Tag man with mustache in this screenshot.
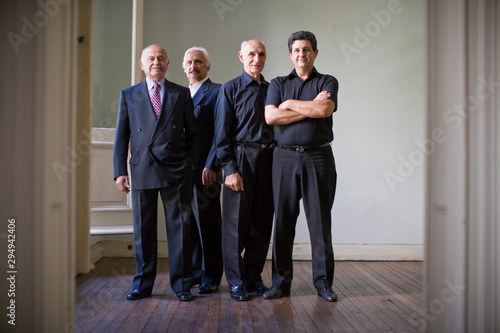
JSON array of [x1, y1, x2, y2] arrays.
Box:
[[214, 39, 274, 301], [264, 31, 340, 302], [113, 44, 200, 301], [182, 46, 223, 294]]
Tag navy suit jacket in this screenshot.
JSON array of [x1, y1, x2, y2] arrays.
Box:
[[113, 79, 200, 190], [191, 79, 221, 184]]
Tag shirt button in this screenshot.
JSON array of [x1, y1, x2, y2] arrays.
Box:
[[138, 128, 142, 132]]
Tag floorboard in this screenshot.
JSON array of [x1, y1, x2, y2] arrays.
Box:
[[75, 258, 424, 332]]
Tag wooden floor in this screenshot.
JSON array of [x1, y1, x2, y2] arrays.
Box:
[[75, 258, 424, 333]]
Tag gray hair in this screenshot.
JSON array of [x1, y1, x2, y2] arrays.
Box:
[[182, 46, 211, 68], [240, 40, 266, 52]]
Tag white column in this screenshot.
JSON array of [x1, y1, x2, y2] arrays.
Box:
[[75, 0, 93, 275], [0, 0, 79, 331], [425, 0, 468, 332], [426, 0, 500, 332], [464, 0, 499, 331]]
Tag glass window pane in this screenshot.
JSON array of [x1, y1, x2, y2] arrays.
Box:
[[92, 0, 132, 128]]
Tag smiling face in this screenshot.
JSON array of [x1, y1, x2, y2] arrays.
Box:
[[238, 39, 266, 80], [183, 50, 210, 85], [140, 44, 169, 82], [288, 39, 318, 73]]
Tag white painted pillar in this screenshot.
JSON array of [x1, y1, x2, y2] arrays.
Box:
[[0, 0, 81, 331], [425, 0, 500, 332]]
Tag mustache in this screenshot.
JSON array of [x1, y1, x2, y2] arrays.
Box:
[[189, 68, 200, 74]]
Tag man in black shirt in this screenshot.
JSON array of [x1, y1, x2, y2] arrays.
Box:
[[214, 39, 274, 301], [263, 31, 339, 302]]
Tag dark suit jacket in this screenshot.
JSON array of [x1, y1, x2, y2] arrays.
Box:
[[113, 79, 200, 190], [191, 79, 221, 184]]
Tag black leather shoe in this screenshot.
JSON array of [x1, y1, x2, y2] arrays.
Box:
[[317, 287, 338, 302], [245, 281, 269, 294], [176, 290, 193, 301], [192, 276, 202, 287], [263, 286, 291, 299], [230, 285, 248, 301], [126, 289, 151, 300], [198, 283, 219, 294]]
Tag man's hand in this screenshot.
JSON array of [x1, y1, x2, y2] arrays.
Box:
[[314, 90, 331, 101], [202, 168, 217, 186], [115, 175, 130, 194], [225, 173, 244, 192]]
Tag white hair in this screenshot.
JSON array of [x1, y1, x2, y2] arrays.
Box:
[[182, 46, 211, 68]]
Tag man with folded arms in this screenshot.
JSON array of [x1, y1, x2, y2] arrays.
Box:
[[264, 31, 340, 302]]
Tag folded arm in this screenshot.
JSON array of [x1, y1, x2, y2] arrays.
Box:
[[265, 91, 335, 125]]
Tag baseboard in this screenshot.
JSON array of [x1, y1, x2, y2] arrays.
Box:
[[90, 241, 423, 265], [294, 243, 424, 261]]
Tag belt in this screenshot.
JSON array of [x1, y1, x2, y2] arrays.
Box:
[[236, 141, 276, 149], [277, 142, 331, 153]]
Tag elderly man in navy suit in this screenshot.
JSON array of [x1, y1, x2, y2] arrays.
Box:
[[183, 46, 223, 295], [113, 44, 200, 301]]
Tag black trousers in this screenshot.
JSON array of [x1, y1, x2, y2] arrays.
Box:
[[191, 178, 223, 285], [271, 145, 337, 291], [131, 179, 194, 294], [222, 145, 274, 287]]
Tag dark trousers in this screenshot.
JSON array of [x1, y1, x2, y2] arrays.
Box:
[[222, 145, 274, 287], [191, 179, 223, 285], [131, 180, 194, 294], [271, 145, 337, 291]]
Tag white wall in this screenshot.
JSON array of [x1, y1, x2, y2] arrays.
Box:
[[92, 0, 425, 246], [139, 0, 426, 245]]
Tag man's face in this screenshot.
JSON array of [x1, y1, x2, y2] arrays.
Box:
[[183, 50, 210, 85], [288, 39, 318, 71], [140, 45, 169, 82], [238, 40, 266, 78]]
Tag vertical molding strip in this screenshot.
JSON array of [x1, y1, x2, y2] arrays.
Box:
[[425, 0, 468, 332], [131, 0, 144, 85]]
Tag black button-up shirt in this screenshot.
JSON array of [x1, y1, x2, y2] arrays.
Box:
[[266, 68, 338, 147], [215, 71, 273, 175]]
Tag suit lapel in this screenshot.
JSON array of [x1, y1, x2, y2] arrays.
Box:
[[192, 79, 212, 108], [136, 81, 157, 124]]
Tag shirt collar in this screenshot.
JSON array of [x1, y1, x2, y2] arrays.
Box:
[[146, 77, 165, 92], [241, 70, 268, 87], [288, 67, 319, 80], [189, 77, 209, 97]]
